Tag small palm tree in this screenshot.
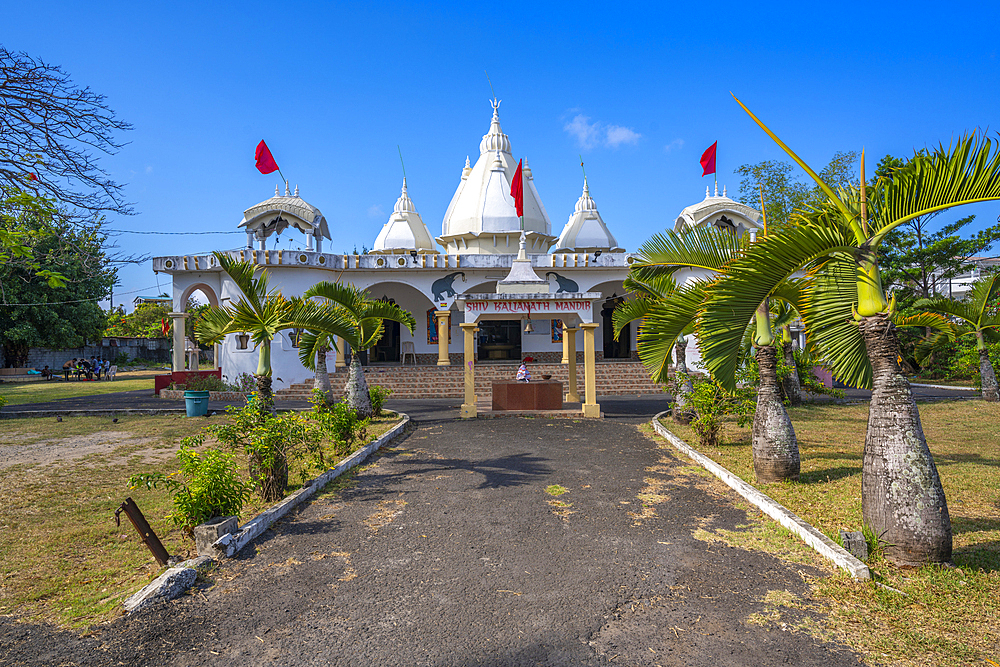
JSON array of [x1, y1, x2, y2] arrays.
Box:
[[296, 282, 416, 418], [700, 97, 1000, 564], [614, 226, 802, 482], [195, 253, 296, 410], [916, 274, 1000, 401]]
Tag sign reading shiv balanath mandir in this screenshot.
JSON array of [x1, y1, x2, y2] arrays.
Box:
[[458, 293, 603, 324]]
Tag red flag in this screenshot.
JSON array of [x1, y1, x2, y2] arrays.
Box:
[[700, 142, 717, 176], [510, 159, 524, 217], [161, 318, 169, 336], [255, 140, 279, 174]]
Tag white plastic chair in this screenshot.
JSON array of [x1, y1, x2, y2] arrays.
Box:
[[107, 365, 118, 380], [400, 341, 416, 365]]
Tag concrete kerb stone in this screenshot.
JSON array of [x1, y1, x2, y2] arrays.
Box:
[[122, 556, 213, 614], [650, 411, 871, 581], [909, 382, 977, 392], [210, 411, 411, 559]]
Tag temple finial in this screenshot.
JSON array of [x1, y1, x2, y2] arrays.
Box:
[[285, 181, 290, 196], [294, 184, 300, 197]]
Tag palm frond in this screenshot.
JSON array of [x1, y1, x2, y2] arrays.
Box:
[[699, 220, 857, 389], [631, 226, 748, 275], [799, 255, 873, 389], [731, 94, 854, 226], [875, 134, 1000, 242], [194, 305, 241, 345], [914, 296, 977, 328], [635, 281, 709, 383], [893, 311, 956, 335], [613, 296, 658, 337], [970, 274, 1000, 327]]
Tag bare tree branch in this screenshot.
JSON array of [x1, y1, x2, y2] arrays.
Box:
[[0, 46, 133, 218]]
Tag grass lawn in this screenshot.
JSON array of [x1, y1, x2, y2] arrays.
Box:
[[0, 409, 401, 629], [0, 369, 165, 406], [658, 399, 1000, 667]]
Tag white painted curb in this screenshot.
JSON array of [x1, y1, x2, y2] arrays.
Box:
[[909, 382, 977, 392], [651, 412, 871, 581], [212, 412, 410, 558]]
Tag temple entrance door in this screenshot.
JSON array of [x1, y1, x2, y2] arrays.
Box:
[[601, 295, 630, 359], [477, 320, 522, 361], [372, 297, 401, 363]]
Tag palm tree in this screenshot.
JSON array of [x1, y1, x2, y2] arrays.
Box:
[[699, 97, 1000, 565], [614, 226, 801, 482], [772, 300, 802, 406], [916, 274, 1000, 401], [196, 253, 298, 411], [194, 253, 353, 500], [296, 281, 416, 418]]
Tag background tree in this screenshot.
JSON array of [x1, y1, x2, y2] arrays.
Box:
[[0, 195, 113, 366], [916, 275, 1000, 401], [0, 46, 132, 219], [702, 97, 1000, 565], [735, 151, 858, 234]]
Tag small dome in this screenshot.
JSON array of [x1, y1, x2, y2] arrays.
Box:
[[372, 178, 437, 254], [554, 178, 622, 253], [674, 184, 761, 234]]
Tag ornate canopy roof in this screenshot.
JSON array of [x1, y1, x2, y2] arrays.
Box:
[[239, 184, 331, 240], [674, 184, 761, 234]]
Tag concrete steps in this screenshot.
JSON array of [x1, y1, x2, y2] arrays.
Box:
[[275, 361, 668, 401]]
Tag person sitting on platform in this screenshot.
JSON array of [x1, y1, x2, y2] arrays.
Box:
[[516, 361, 531, 383]]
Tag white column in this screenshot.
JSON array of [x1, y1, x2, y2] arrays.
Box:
[[305, 230, 314, 251], [169, 312, 189, 372]]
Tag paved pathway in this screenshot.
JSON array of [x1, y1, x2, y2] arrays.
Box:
[[1, 398, 867, 666]]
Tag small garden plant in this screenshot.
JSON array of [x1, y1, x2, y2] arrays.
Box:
[[128, 443, 254, 536]]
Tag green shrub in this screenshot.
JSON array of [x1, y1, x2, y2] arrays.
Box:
[[683, 378, 754, 448], [368, 385, 393, 417], [128, 442, 253, 536], [310, 389, 369, 456], [0, 394, 7, 409], [209, 397, 324, 500]]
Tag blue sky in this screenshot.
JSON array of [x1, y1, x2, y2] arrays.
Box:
[[3, 1, 999, 309]]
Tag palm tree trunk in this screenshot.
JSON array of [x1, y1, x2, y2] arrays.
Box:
[[860, 315, 952, 565], [979, 348, 999, 402], [344, 353, 374, 418], [782, 342, 803, 406], [314, 344, 334, 403], [752, 345, 799, 482], [253, 374, 274, 414], [673, 338, 695, 424]]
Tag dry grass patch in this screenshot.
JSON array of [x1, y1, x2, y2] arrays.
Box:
[[658, 399, 1000, 667], [0, 411, 403, 630]]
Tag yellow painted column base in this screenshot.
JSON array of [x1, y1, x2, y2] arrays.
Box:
[[581, 403, 601, 418], [460, 403, 478, 419]]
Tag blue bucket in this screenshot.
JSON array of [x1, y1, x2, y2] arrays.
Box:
[[184, 390, 210, 417]]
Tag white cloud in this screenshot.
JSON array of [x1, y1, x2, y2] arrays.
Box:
[[605, 125, 641, 148], [145, 165, 154, 174], [564, 114, 601, 149], [367, 204, 384, 219], [663, 139, 684, 153], [564, 113, 641, 149]]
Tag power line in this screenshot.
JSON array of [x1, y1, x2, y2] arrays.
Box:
[[106, 229, 243, 235], [1, 283, 164, 307]]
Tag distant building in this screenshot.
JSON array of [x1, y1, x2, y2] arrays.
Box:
[[931, 256, 1000, 299], [132, 295, 172, 308]]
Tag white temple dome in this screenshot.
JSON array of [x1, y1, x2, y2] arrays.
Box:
[[239, 184, 330, 251], [674, 184, 761, 235], [554, 178, 623, 253], [372, 178, 437, 254], [437, 100, 556, 255]]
